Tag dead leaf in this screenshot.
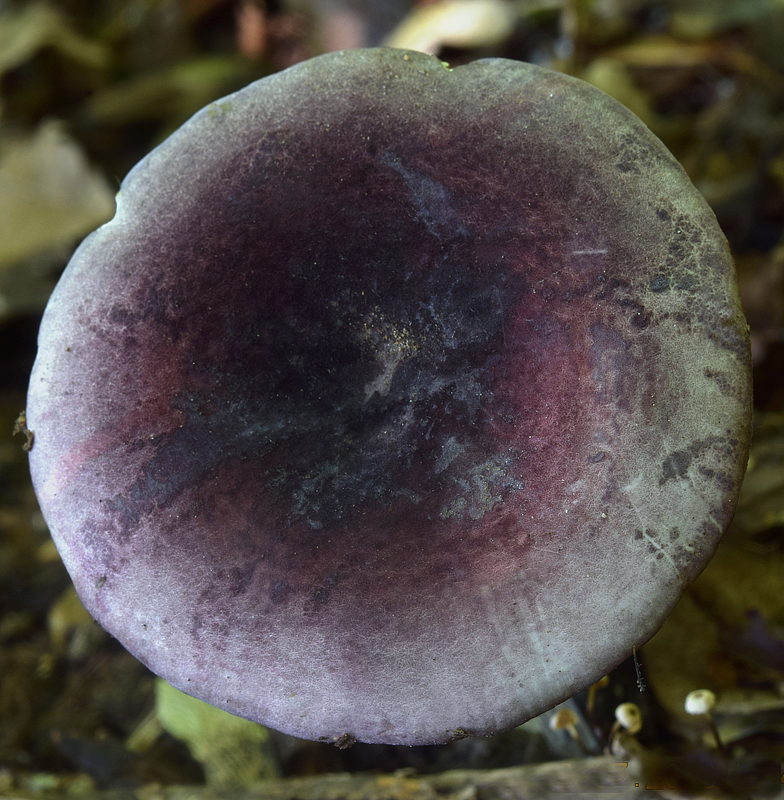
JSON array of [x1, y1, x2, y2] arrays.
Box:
[[734, 412, 784, 535], [384, 0, 516, 54], [155, 679, 280, 787], [644, 542, 784, 726], [0, 1, 109, 76], [0, 120, 115, 271], [671, 0, 782, 40], [580, 57, 658, 128], [84, 56, 254, 128]]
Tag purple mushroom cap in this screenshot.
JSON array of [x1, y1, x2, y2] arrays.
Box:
[[26, 48, 752, 746]]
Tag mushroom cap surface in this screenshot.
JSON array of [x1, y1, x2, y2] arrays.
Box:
[[27, 49, 752, 746]]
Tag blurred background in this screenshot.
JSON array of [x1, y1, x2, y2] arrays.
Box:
[[1, 0, 783, 797]]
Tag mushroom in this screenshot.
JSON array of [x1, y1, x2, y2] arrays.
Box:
[[613, 702, 643, 737], [26, 48, 752, 746], [608, 702, 647, 761], [685, 689, 726, 756], [547, 705, 593, 754]]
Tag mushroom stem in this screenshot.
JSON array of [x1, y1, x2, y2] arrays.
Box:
[[586, 675, 609, 719]]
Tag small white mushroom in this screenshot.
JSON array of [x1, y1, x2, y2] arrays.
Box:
[[615, 702, 643, 735], [685, 689, 726, 756]]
